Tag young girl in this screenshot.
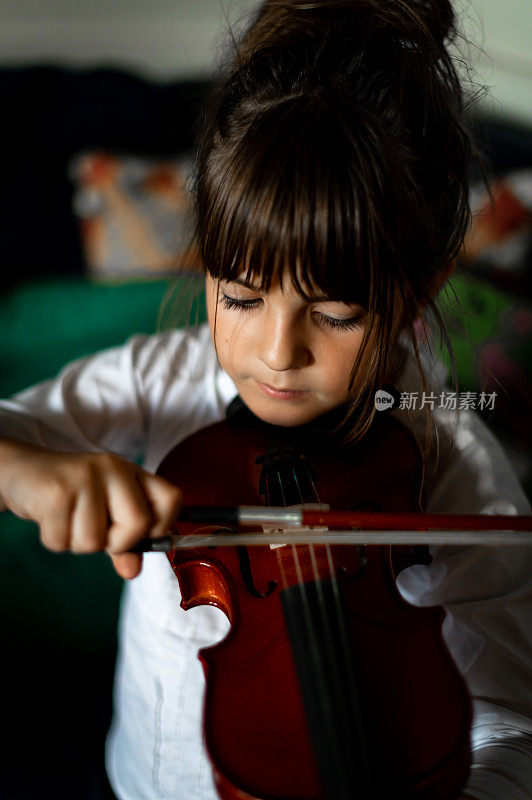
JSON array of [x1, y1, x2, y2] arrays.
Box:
[[0, 1, 531, 799]]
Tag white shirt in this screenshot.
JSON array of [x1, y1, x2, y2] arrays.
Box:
[[0, 322, 531, 800]]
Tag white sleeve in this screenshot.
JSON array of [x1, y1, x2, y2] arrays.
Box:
[[0, 331, 190, 463], [396, 407, 532, 800]]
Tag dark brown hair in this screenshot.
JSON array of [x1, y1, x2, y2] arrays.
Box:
[[188, 0, 486, 448]]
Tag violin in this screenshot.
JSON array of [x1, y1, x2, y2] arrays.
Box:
[[155, 398, 472, 800]]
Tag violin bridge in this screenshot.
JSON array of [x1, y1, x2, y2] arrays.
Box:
[[261, 523, 288, 549], [261, 524, 329, 549]]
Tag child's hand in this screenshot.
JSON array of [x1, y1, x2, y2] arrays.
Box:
[[0, 439, 182, 579]]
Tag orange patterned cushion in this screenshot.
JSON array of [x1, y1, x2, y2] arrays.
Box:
[[71, 151, 200, 280]]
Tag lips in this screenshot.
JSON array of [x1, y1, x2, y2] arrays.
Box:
[[256, 380, 308, 399], [264, 383, 300, 392]]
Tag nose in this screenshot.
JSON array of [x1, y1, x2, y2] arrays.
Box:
[[258, 313, 310, 372]]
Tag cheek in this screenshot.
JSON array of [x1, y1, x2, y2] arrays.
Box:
[[205, 287, 239, 356], [210, 311, 251, 373], [321, 335, 361, 377], [317, 333, 369, 399], [328, 354, 355, 393]]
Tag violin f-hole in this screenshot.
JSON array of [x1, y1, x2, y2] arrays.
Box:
[[237, 545, 277, 598]]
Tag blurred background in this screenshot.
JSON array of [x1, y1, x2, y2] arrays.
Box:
[[0, 1, 531, 798]]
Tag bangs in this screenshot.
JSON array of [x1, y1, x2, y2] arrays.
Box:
[[197, 94, 399, 313]]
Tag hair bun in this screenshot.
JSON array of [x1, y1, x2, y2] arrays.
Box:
[[238, 0, 456, 66]]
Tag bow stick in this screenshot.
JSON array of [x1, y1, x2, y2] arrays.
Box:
[[129, 505, 532, 551]]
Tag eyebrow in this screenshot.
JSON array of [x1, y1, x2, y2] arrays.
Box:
[[228, 277, 353, 304]]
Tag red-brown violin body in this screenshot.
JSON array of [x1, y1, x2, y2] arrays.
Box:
[[157, 408, 471, 800]]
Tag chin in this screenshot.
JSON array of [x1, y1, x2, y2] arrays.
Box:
[[246, 397, 325, 428]]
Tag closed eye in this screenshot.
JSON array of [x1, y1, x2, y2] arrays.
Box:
[[219, 292, 364, 331], [317, 313, 364, 331], [219, 294, 261, 311]]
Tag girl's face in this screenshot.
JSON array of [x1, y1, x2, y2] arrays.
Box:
[[206, 272, 373, 427]]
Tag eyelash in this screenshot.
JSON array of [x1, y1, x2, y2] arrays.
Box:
[[219, 294, 363, 331]]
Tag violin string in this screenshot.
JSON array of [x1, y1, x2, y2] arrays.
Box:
[[292, 457, 374, 792], [275, 466, 312, 617], [267, 462, 331, 683], [323, 540, 371, 758], [305, 467, 356, 691], [275, 546, 289, 591], [307, 467, 364, 710], [291, 462, 364, 781], [276, 464, 348, 787], [302, 464, 349, 666], [267, 470, 290, 592]]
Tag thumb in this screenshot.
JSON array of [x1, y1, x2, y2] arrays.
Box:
[[109, 552, 143, 580]]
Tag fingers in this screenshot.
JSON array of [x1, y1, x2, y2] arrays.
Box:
[[105, 463, 155, 553], [103, 461, 182, 552], [70, 466, 108, 553], [104, 469, 181, 580], [136, 471, 182, 540], [31, 450, 183, 580], [109, 552, 143, 580], [40, 492, 75, 553]]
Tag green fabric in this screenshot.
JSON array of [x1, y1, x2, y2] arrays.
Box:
[[435, 271, 515, 390], [1, 275, 206, 396], [0, 275, 206, 651]]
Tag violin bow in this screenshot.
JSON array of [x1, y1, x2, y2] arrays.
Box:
[[130, 505, 532, 552]]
